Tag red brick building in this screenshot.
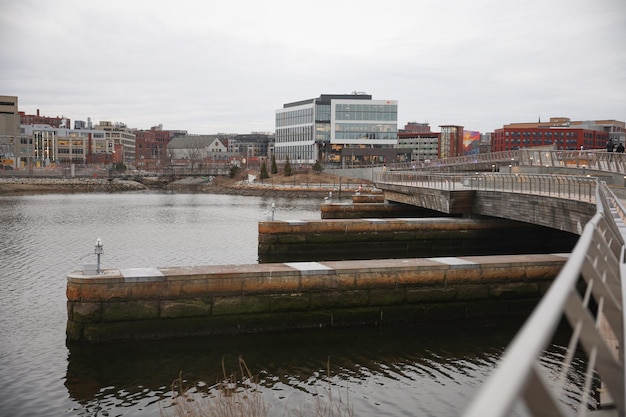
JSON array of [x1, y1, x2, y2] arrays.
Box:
[[491, 117, 612, 152], [19, 109, 70, 128], [135, 125, 186, 170]]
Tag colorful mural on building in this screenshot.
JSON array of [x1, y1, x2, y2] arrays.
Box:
[[463, 130, 480, 155]]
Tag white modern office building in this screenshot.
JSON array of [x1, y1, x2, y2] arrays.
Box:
[[275, 93, 399, 164]]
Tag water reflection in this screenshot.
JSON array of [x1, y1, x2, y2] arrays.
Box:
[[65, 318, 520, 416]]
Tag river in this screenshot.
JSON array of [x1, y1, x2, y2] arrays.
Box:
[[0, 192, 588, 416]]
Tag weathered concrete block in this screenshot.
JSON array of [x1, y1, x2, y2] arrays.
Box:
[[454, 285, 490, 300], [354, 271, 398, 289], [81, 321, 134, 343], [102, 300, 160, 321], [277, 234, 308, 244], [406, 287, 456, 303], [269, 293, 310, 312], [445, 266, 483, 283], [489, 282, 540, 299], [368, 288, 406, 306], [129, 281, 171, 299], [204, 277, 244, 295], [160, 299, 212, 318], [396, 268, 446, 286], [213, 295, 270, 316], [81, 282, 131, 302], [243, 274, 300, 294], [310, 290, 368, 309], [481, 266, 527, 282], [66, 284, 81, 302], [65, 319, 84, 341], [525, 264, 563, 280], [71, 301, 102, 322], [300, 274, 341, 291]]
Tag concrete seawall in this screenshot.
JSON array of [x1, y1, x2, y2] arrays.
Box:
[[66, 254, 567, 343], [258, 217, 579, 262]]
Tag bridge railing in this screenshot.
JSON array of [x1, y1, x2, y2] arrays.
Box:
[[386, 149, 626, 175], [376, 169, 624, 415], [376, 171, 597, 202], [518, 149, 626, 172], [463, 181, 625, 416]]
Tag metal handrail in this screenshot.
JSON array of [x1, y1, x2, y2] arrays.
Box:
[[386, 149, 626, 175], [463, 181, 625, 416], [375, 171, 597, 202], [375, 170, 625, 415]]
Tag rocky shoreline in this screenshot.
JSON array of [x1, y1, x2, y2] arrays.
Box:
[[0, 176, 369, 198]]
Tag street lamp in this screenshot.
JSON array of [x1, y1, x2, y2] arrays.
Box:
[[94, 238, 104, 274]]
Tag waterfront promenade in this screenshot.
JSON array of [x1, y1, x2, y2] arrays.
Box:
[[373, 156, 625, 417]]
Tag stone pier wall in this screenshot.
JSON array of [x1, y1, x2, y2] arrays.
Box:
[[66, 254, 566, 343], [258, 218, 579, 263]]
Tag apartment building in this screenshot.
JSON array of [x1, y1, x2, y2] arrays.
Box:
[[491, 117, 616, 152], [93, 121, 136, 165], [397, 122, 440, 162]]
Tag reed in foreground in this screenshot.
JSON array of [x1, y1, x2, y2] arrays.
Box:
[[160, 356, 353, 417]]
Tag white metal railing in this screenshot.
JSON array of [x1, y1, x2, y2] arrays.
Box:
[[463, 181, 625, 416], [387, 149, 626, 175], [376, 170, 625, 415], [376, 171, 597, 202]]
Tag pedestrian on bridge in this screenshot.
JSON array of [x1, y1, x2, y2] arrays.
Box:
[[607, 140, 615, 152], [617, 143, 625, 153]]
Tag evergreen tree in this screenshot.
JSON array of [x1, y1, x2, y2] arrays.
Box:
[[312, 160, 322, 174], [228, 164, 240, 179], [270, 154, 278, 174], [284, 156, 292, 177], [260, 160, 269, 179]]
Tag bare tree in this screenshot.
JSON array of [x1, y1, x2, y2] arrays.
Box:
[[185, 141, 205, 170]]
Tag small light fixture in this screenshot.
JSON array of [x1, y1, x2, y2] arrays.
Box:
[[94, 238, 104, 274]]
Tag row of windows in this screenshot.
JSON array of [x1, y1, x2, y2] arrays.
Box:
[[499, 139, 580, 145], [315, 104, 331, 121], [57, 148, 84, 154], [334, 132, 398, 140], [504, 131, 578, 137], [315, 124, 330, 142], [334, 123, 398, 140], [335, 111, 397, 121], [276, 107, 314, 128], [275, 126, 314, 143], [274, 144, 315, 161], [335, 104, 397, 113]]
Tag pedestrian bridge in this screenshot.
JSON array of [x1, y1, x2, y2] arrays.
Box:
[[374, 164, 625, 416]]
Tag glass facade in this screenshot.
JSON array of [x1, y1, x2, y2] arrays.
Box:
[[331, 100, 398, 145], [335, 103, 397, 121], [275, 96, 398, 162]]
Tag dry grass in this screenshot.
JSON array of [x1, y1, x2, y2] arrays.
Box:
[[160, 357, 353, 417], [161, 357, 268, 417]]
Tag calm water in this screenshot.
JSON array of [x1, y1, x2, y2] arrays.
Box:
[[0, 192, 587, 417]]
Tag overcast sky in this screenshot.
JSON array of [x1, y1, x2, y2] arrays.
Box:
[[1, 0, 625, 134]]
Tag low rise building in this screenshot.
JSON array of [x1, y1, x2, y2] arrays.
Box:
[[93, 121, 136, 165], [134, 124, 186, 170], [166, 135, 234, 168], [0, 95, 20, 167], [397, 122, 440, 162], [491, 117, 616, 151]]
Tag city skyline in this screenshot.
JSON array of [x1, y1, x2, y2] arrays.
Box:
[[1, 0, 625, 135]]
